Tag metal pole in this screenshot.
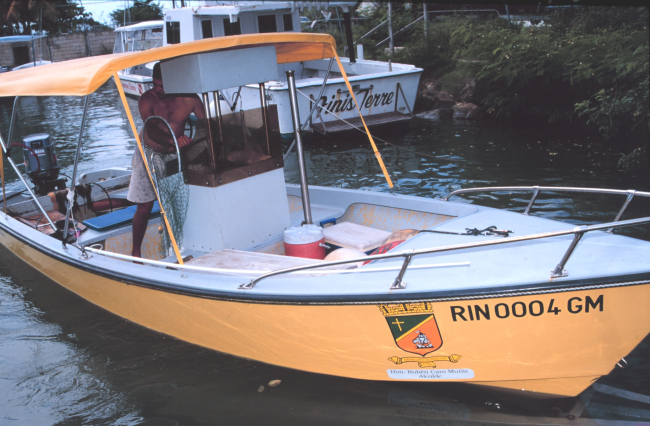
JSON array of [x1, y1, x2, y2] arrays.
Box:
[[285, 70, 312, 225], [423, 3, 428, 38], [283, 58, 333, 161], [201, 93, 217, 171], [212, 91, 224, 159], [342, 9, 355, 63], [0, 135, 57, 231], [335, 7, 344, 41], [387, 2, 393, 72], [7, 96, 19, 156], [258, 83, 271, 155], [62, 95, 90, 245], [31, 37, 36, 67]]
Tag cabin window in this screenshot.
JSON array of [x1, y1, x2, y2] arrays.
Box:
[[166, 21, 181, 45], [12, 45, 30, 66], [282, 14, 293, 31], [182, 104, 284, 187], [223, 18, 241, 36], [201, 20, 213, 39], [257, 15, 277, 33]]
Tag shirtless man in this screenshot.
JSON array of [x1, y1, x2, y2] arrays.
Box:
[[93, 63, 204, 258]]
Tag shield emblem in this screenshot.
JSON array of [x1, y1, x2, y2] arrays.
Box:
[[380, 303, 443, 356]]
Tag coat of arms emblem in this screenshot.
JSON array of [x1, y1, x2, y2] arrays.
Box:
[[380, 302, 461, 368]]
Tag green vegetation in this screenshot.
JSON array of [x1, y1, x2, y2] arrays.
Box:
[[109, 0, 163, 27], [0, 0, 106, 35], [339, 4, 648, 173]]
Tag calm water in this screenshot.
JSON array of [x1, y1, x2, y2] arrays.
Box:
[[1, 83, 649, 425]]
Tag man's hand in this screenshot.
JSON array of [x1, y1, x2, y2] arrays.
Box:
[[177, 135, 193, 149]]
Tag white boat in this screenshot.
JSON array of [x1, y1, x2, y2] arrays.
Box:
[[0, 34, 649, 399], [113, 20, 164, 97], [163, 2, 423, 137]]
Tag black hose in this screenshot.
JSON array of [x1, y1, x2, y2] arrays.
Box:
[[34, 214, 45, 229], [89, 182, 112, 213]]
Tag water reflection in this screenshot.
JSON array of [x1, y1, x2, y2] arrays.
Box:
[[1, 86, 649, 424]]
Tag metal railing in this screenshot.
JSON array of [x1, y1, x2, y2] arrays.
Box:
[[238, 215, 650, 289], [441, 186, 650, 224]]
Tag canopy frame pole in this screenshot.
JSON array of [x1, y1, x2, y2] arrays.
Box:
[[6, 96, 19, 158], [201, 92, 218, 170], [62, 94, 90, 247], [387, 2, 393, 72], [1, 95, 56, 229], [112, 72, 185, 265], [285, 70, 312, 225], [0, 136, 57, 231], [330, 47, 393, 188], [213, 91, 225, 159], [258, 83, 271, 155], [1, 133, 6, 214], [284, 57, 334, 161]]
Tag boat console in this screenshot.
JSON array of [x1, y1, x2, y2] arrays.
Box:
[[159, 45, 291, 254]]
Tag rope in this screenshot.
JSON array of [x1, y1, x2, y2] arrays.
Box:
[[332, 47, 393, 188], [294, 89, 440, 161]]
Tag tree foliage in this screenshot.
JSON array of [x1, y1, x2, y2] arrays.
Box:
[[333, 5, 648, 166], [110, 0, 163, 27], [0, 0, 104, 35]]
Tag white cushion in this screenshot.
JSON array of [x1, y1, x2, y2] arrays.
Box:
[[323, 222, 391, 252]]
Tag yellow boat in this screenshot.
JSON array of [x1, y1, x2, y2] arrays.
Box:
[[0, 33, 648, 398]]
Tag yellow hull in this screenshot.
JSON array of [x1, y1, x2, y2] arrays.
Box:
[[1, 229, 648, 398]]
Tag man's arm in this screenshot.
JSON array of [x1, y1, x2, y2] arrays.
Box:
[[138, 93, 176, 154], [191, 94, 205, 119]]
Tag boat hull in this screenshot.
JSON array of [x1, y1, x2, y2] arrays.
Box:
[[227, 66, 422, 136], [118, 73, 152, 97], [1, 225, 647, 398]]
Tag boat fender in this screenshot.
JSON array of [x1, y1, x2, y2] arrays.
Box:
[[363, 229, 421, 265], [324, 248, 368, 268]]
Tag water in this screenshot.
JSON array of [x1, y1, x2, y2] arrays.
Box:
[[1, 85, 649, 424]]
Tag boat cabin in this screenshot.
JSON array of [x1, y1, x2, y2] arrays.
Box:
[[113, 21, 164, 54], [161, 2, 421, 136], [163, 3, 300, 45]]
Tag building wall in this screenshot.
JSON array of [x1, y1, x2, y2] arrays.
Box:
[[0, 31, 114, 67]]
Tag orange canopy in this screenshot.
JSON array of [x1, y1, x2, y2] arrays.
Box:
[[0, 33, 336, 97]]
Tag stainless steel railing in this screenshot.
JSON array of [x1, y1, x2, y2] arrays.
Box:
[[441, 186, 650, 223], [240, 215, 650, 289]]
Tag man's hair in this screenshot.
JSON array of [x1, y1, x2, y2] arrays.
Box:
[[153, 62, 162, 80]]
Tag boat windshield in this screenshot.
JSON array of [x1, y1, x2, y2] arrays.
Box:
[[114, 27, 163, 54]]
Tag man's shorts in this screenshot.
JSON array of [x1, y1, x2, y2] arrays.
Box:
[[127, 147, 157, 203]]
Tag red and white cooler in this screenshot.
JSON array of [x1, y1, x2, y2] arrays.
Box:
[[283, 224, 326, 260]]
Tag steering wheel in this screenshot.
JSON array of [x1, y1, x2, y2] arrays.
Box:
[[141, 116, 183, 175]]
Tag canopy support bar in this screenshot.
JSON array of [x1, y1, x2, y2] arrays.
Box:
[[0, 135, 57, 230], [283, 57, 334, 162], [0, 141, 5, 214], [62, 94, 90, 246], [286, 70, 312, 225], [6, 96, 19, 157], [113, 72, 184, 265], [0, 95, 56, 229]]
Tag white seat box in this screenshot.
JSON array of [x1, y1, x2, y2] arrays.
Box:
[[323, 222, 391, 252]]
